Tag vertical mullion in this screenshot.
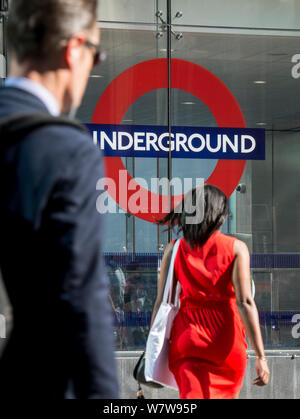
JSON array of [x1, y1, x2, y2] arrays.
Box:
[[167, 0, 172, 243]]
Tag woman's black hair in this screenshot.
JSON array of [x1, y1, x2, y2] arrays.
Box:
[[158, 184, 229, 249]]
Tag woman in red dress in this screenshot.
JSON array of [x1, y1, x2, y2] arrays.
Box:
[[151, 185, 269, 399]]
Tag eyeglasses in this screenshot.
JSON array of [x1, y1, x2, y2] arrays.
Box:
[[84, 40, 107, 67]]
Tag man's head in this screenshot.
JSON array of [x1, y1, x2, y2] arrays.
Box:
[[7, 0, 100, 114]]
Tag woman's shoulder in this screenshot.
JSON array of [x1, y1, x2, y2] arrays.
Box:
[[217, 233, 249, 257], [232, 238, 249, 257], [213, 232, 238, 256]]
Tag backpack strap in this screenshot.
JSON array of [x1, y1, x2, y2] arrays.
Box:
[[0, 112, 88, 148]]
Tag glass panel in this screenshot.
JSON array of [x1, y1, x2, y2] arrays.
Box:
[[171, 0, 300, 31], [170, 15, 300, 349], [273, 131, 300, 253], [98, 0, 156, 24], [275, 270, 300, 348]]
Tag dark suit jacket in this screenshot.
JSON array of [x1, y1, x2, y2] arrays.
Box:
[[0, 86, 119, 399]]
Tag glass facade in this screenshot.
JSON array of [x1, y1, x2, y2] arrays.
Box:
[[5, 1, 300, 351]]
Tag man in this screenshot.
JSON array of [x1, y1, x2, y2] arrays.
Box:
[[0, 0, 119, 399]]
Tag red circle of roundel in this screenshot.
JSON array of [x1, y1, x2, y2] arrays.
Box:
[[92, 58, 246, 224]]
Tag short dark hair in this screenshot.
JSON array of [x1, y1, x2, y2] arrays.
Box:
[[158, 184, 229, 249], [7, 0, 98, 62]]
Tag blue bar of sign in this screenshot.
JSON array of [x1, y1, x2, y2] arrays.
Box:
[[104, 252, 300, 270], [112, 310, 300, 328], [86, 123, 265, 160]]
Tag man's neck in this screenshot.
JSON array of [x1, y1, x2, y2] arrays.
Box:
[[9, 61, 67, 113]]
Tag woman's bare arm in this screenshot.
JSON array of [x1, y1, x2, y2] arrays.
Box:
[[232, 240, 270, 386], [150, 242, 173, 328]]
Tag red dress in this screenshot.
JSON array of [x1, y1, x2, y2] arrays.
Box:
[[169, 231, 247, 399]]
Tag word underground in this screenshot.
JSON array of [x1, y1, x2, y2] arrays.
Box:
[[98, 131, 256, 153], [87, 124, 266, 160], [96, 173, 204, 223]]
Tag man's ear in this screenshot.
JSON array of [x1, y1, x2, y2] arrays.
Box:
[[63, 34, 86, 69]]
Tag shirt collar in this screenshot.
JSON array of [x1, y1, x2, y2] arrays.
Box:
[[4, 77, 61, 116]]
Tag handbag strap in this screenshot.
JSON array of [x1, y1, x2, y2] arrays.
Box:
[[174, 277, 182, 307], [162, 238, 181, 305]]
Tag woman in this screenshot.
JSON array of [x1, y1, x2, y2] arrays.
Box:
[[151, 185, 269, 399]]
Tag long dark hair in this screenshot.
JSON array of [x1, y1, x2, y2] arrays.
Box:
[[158, 184, 229, 249]]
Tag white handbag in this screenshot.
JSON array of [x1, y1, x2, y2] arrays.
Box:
[[144, 238, 182, 389]]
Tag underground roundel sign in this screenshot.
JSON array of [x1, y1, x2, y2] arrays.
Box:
[[91, 58, 260, 224]]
